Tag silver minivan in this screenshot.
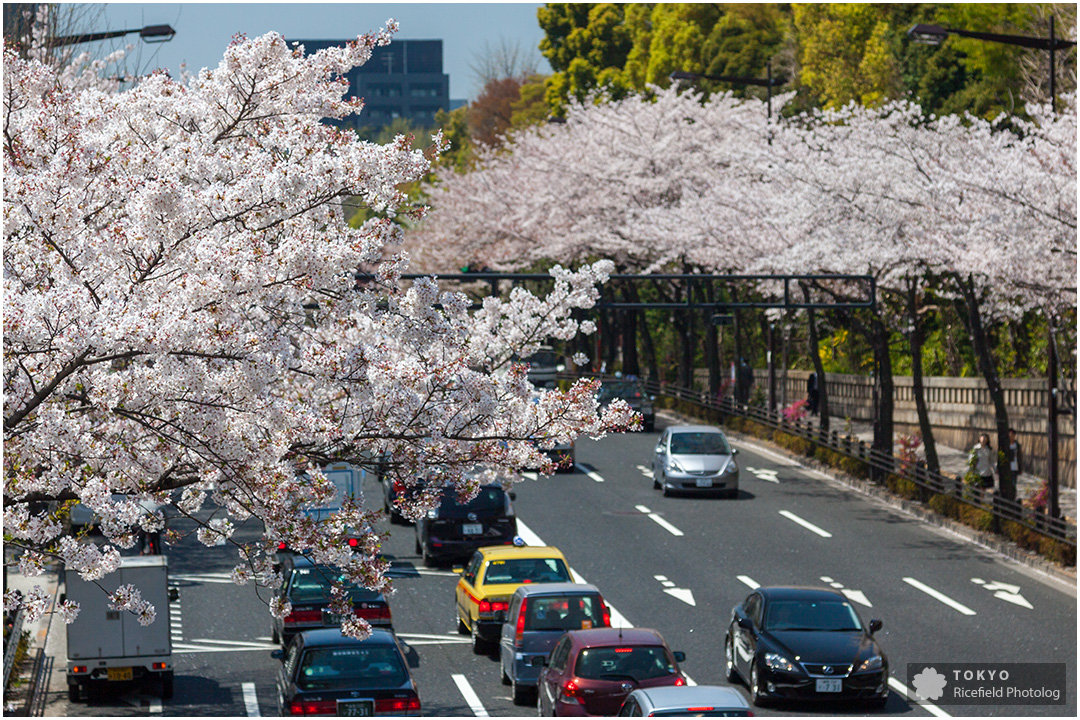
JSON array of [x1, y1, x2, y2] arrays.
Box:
[[499, 582, 610, 705]]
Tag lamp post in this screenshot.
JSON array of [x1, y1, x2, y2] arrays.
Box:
[[49, 23, 176, 49], [670, 66, 783, 120], [907, 20, 1076, 113]]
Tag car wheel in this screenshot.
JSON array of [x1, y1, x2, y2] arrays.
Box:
[[414, 534, 422, 555], [653, 472, 661, 490], [501, 664, 511, 685], [725, 633, 740, 683], [271, 625, 280, 645], [471, 623, 489, 654], [68, 683, 81, 703], [866, 696, 888, 711], [160, 671, 174, 700], [750, 663, 768, 707], [662, 483, 672, 497], [512, 677, 535, 706]]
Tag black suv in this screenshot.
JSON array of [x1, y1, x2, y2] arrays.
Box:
[[598, 378, 655, 432], [414, 482, 517, 566]]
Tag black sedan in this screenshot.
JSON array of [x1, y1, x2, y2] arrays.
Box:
[[271, 555, 392, 647], [724, 587, 888, 709], [273, 628, 420, 716], [598, 378, 655, 432]]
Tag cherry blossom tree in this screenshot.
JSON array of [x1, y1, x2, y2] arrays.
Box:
[[3, 25, 635, 633]]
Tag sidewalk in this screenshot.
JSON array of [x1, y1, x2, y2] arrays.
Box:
[[801, 413, 1077, 525], [3, 552, 59, 715]]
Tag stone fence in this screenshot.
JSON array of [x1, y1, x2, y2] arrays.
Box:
[[692, 368, 1076, 488]]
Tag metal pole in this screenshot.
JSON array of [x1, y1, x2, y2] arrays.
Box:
[[1050, 16, 1056, 113], [767, 62, 772, 120], [1048, 321, 1060, 518], [767, 322, 776, 412]]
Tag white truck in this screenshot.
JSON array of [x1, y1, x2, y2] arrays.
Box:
[[64, 555, 175, 701]]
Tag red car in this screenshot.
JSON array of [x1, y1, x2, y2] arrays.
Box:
[[536, 628, 687, 716]]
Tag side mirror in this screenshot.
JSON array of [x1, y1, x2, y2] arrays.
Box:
[[732, 448, 739, 455], [452, 566, 464, 574], [508, 491, 517, 501], [271, 649, 284, 661], [672, 651, 686, 663], [737, 616, 753, 630], [654, 445, 664, 454], [168, 587, 180, 603], [529, 656, 547, 667], [869, 619, 883, 634]]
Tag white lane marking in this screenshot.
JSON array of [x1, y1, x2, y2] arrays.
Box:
[[745, 466, 780, 483], [574, 463, 605, 482], [888, 677, 951, 717], [841, 589, 873, 608], [820, 576, 834, 583], [778, 510, 832, 538], [635, 505, 684, 537], [452, 674, 490, 717], [189, 638, 280, 648], [522, 471, 538, 481], [654, 575, 668, 581], [515, 518, 547, 547], [637, 464, 654, 479], [173, 643, 278, 654], [242, 682, 260, 716], [522, 521, 693, 684], [737, 575, 760, 589], [903, 577, 977, 616], [971, 578, 1033, 609], [170, 573, 236, 584], [664, 588, 696, 606], [661, 581, 675, 588], [148, 696, 162, 713], [395, 632, 471, 646]]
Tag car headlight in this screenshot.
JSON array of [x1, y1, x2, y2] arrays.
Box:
[[725, 462, 739, 475], [857, 655, 883, 672], [668, 459, 684, 473], [427, 509, 438, 519], [764, 652, 800, 673]]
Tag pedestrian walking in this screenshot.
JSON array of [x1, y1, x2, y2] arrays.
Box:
[[737, 358, 754, 405], [806, 372, 820, 416], [1007, 428, 1023, 479], [972, 433, 995, 490]]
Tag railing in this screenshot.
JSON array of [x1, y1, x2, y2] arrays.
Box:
[[3, 607, 25, 691], [585, 374, 1076, 548]]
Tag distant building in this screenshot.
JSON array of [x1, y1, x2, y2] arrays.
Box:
[[291, 38, 451, 130]]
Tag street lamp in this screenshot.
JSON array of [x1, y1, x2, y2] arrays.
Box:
[[670, 67, 783, 119], [906, 20, 1076, 112], [49, 23, 176, 49]]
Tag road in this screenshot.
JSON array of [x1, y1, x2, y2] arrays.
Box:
[[43, 412, 1076, 716]]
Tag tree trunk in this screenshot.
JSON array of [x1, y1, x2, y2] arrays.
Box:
[[906, 278, 940, 475], [705, 283, 719, 399], [802, 284, 829, 433], [622, 308, 639, 376], [871, 313, 896, 462], [956, 273, 1015, 502]]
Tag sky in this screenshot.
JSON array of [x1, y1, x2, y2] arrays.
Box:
[[62, 2, 551, 100]]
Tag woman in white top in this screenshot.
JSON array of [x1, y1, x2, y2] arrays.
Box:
[[972, 433, 995, 489]]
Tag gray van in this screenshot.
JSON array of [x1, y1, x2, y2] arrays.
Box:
[[499, 582, 610, 705]]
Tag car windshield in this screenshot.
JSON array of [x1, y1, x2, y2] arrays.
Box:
[[575, 645, 676, 682], [524, 595, 606, 631], [435, 486, 505, 518], [598, 382, 643, 402], [482, 558, 571, 585], [296, 645, 407, 691], [669, 432, 729, 455], [288, 567, 381, 605], [763, 600, 863, 632]]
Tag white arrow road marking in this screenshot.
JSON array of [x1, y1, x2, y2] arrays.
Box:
[[452, 674, 489, 717], [903, 577, 976, 615], [522, 471, 538, 481], [841, 589, 873, 608], [973, 579, 1033, 609], [992, 591, 1034, 609], [637, 464, 654, 478], [635, 505, 685, 536], [242, 682, 260, 716], [778, 510, 832, 537], [574, 463, 605, 482], [664, 588, 697, 606], [745, 466, 780, 483], [981, 581, 1021, 595], [521, 520, 694, 685], [888, 678, 952, 717], [737, 575, 760, 589]]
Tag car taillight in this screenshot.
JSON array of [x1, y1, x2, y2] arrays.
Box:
[[674, 676, 686, 686], [288, 700, 336, 715], [283, 610, 322, 624], [375, 695, 421, 715], [348, 537, 359, 547], [477, 600, 508, 614], [278, 541, 287, 550], [559, 679, 584, 705], [393, 480, 404, 493], [356, 604, 392, 622], [600, 600, 611, 627], [686, 708, 714, 712], [514, 598, 528, 647], [71, 666, 88, 674]]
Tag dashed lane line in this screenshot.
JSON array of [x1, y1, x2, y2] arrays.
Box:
[[635, 505, 685, 537], [903, 577, 977, 616], [778, 510, 832, 538], [574, 463, 606, 482], [452, 674, 490, 717], [736, 575, 760, 589], [887, 677, 952, 717], [242, 682, 260, 716]]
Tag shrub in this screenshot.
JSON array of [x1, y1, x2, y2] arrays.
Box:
[[928, 493, 959, 519], [957, 504, 994, 532], [773, 430, 813, 456], [839, 455, 870, 479], [782, 399, 809, 423], [886, 474, 921, 500], [1037, 537, 1077, 566]]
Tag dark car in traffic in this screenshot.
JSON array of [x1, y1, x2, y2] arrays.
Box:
[[537, 627, 687, 716], [273, 628, 420, 717], [414, 482, 517, 565], [271, 555, 392, 647], [598, 378, 655, 432], [724, 587, 888, 709]]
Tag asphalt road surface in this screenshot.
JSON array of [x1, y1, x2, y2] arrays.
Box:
[[43, 411, 1076, 717]]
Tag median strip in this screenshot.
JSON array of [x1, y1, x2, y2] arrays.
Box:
[[635, 505, 685, 536], [903, 577, 977, 616], [778, 510, 832, 538]]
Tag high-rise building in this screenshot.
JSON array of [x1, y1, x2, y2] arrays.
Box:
[[292, 38, 451, 131]]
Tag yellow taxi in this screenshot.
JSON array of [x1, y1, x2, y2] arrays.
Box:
[[455, 544, 573, 653]]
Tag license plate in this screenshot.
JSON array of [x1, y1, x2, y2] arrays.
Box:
[[337, 699, 374, 716], [107, 667, 133, 682], [462, 523, 483, 535], [816, 678, 842, 693], [695, 478, 713, 487]]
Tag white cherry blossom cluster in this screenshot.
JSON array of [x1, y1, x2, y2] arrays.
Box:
[[108, 585, 156, 626]]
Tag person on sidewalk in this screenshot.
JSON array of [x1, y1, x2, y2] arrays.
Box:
[[806, 372, 819, 416], [972, 433, 995, 490], [1007, 429, 1023, 480]]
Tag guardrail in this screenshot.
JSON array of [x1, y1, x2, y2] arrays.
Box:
[[575, 373, 1076, 549], [3, 607, 25, 691]]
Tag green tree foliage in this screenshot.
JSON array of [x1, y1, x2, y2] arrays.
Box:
[[432, 106, 472, 173], [701, 4, 788, 95]]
